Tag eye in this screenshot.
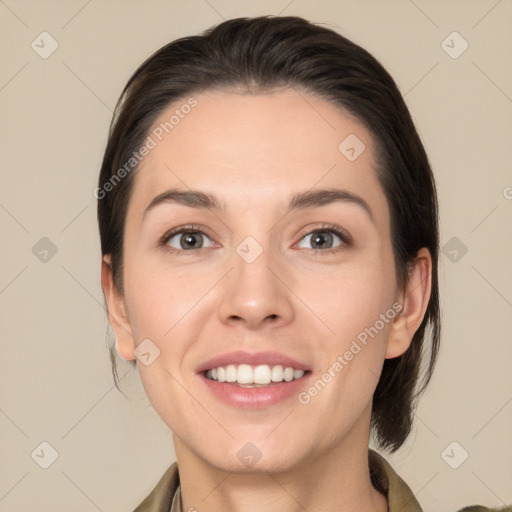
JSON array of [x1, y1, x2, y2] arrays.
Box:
[[159, 224, 350, 255], [161, 225, 215, 252], [297, 226, 350, 253]]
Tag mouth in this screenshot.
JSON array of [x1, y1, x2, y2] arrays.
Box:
[[203, 364, 307, 387], [197, 352, 312, 408]]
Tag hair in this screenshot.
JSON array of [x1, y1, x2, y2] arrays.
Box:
[[97, 15, 440, 453]]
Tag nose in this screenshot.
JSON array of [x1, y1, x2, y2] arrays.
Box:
[[217, 244, 295, 330]]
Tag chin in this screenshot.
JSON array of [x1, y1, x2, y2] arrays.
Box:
[[197, 440, 307, 475]]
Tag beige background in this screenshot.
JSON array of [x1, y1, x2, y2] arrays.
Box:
[[1, 0, 511, 510]]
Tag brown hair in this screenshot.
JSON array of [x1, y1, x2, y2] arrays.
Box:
[[97, 15, 440, 453]]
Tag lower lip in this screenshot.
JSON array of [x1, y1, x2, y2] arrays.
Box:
[[199, 373, 311, 408]]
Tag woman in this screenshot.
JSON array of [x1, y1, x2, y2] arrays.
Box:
[[97, 15, 510, 512]]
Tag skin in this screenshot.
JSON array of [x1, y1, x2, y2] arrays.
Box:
[[102, 88, 432, 512]]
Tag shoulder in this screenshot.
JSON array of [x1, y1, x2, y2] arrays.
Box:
[[132, 462, 179, 512], [369, 449, 512, 512]]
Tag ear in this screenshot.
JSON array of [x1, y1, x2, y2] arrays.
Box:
[[101, 255, 136, 361], [386, 247, 432, 359]]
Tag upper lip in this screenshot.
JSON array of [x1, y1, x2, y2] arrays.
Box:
[[196, 350, 310, 373]]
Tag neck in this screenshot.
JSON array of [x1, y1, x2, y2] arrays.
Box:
[[173, 413, 388, 512]]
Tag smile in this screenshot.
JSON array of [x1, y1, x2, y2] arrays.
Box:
[[205, 364, 306, 387]]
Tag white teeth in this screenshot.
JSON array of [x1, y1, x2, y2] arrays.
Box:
[[225, 364, 237, 383], [237, 364, 253, 384], [284, 367, 294, 382], [205, 364, 306, 385], [271, 365, 284, 382], [294, 369, 305, 379], [254, 365, 271, 385]]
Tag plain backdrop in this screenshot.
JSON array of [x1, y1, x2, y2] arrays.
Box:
[[1, 1, 511, 511]]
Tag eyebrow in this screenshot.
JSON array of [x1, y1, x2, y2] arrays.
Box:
[[143, 187, 374, 223]]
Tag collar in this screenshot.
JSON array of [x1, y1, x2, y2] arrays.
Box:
[[133, 449, 423, 512]]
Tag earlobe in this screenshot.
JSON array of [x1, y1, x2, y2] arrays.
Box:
[[101, 255, 136, 361], [385, 248, 432, 359]]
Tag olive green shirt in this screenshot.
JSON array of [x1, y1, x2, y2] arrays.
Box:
[[133, 449, 511, 512]]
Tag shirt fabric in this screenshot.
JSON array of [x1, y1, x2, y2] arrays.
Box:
[[132, 449, 511, 512]]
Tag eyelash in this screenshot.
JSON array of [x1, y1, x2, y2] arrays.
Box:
[[158, 223, 352, 256]]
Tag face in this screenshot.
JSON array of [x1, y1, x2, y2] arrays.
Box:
[[110, 88, 410, 473]]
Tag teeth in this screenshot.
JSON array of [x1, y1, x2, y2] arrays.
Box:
[[225, 364, 237, 383], [205, 364, 305, 386], [271, 365, 284, 382], [254, 365, 271, 384], [284, 367, 294, 382], [237, 364, 253, 384]]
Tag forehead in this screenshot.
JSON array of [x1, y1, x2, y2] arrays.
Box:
[[128, 88, 387, 220]]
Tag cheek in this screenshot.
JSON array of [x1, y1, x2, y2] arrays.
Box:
[[123, 249, 201, 339], [122, 255, 204, 424], [297, 251, 397, 350], [318, 253, 397, 402], [295, 259, 396, 427], [122, 252, 219, 395]]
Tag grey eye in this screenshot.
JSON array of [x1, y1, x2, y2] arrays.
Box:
[[298, 230, 343, 250], [167, 231, 214, 250]]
